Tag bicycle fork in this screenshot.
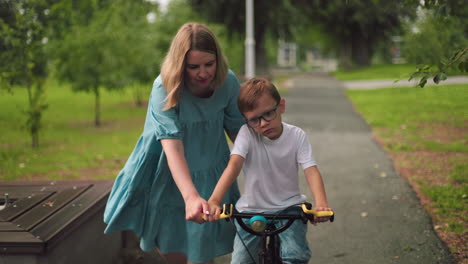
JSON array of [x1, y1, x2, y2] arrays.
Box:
[[260, 226, 282, 264]]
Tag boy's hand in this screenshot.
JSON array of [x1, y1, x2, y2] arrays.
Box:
[[205, 200, 222, 222], [311, 206, 333, 225]]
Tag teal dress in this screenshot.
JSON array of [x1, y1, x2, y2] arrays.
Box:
[[103, 71, 244, 263]]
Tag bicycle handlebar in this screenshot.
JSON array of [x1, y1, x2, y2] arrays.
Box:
[[209, 202, 334, 236], [203, 202, 334, 222]]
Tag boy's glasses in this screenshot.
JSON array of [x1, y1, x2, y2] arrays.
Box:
[[246, 104, 279, 128]]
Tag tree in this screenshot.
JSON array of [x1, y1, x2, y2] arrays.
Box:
[[291, 0, 419, 70], [0, 0, 50, 148], [188, 0, 299, 76], [51, 0, 158, 126], [423, 0, 468, 35], [406, 0, 468, 87], [128, 0, 201, 106]]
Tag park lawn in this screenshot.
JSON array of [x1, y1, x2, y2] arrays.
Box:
[[333, 64, 418, 81], [346, 84, 467, 261], [333, 63, 466, 81], [0, 80, 149, 181]]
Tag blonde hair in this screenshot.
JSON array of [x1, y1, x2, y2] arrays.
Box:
[[238, 77, 281, 114], [161, 22, 228, 110]]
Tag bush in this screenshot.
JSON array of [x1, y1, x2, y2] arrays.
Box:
[[401, 12, 467, 66]]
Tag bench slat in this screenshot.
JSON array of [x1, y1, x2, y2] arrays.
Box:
[[0, 192, 54, 222], [12, 186, 89, 230]]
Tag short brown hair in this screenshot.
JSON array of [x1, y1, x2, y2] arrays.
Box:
[[161, 22, 228, 110], [238, 77, 281, 114]]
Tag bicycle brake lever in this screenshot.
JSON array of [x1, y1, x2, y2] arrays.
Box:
[[220, 204, 233, 219], [201, 204, 233, 221]]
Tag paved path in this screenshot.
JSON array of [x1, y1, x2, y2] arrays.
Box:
[[282, 73, 455, 264]]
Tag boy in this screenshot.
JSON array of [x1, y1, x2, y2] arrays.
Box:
[[206, 77, 332, 263]]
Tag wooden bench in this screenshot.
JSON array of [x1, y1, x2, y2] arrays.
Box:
[[0, 180, 121, 264]]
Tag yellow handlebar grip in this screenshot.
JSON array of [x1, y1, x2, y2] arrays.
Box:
[[315, 210, 334, 217], [301, 204, 334, 217]]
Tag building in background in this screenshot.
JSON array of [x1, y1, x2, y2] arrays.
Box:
[[277, 40, 297, 67]]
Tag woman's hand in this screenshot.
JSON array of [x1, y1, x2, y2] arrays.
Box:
[[185, 195, 209, 224]]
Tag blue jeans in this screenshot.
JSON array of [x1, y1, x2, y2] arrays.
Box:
[[230, 209, 311, 264]]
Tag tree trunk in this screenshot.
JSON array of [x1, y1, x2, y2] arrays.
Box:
[[133, 84, 144, 107], [254, 25, 270, 77], [339, 41, 353, 71], [351, 32, 371, 68], [32, 129, 39, 148], [339, 33, 373, 71], [94, 86, 101, 127], [26, 83, 47, 148]]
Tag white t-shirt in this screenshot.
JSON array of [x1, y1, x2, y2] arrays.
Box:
[[231, 122, 316, 212]]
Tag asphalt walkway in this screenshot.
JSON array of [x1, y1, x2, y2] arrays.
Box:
[[283, 73, 455, 264]]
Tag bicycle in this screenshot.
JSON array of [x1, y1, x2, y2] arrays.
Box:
[[208, 202, 334, 264]]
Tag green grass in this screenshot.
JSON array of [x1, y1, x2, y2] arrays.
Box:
[[346, 83, 467, 234], [333, 64, 418, 81], [346, 84, 467, 152], [0, 80, 149, 181], [450, 164, 468, 184], [333, 63, 466, 81], [421, 183, 468, 233]]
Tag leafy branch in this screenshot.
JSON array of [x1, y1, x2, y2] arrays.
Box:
[[409, 47, 468, 87]]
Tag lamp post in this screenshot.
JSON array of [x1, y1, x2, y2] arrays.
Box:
[[245, 0, 255, 79]]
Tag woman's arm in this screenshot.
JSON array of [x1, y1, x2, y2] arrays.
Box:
[[161, 138, 207, 224]]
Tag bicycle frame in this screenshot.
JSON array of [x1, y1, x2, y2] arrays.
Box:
[[218, 203, 334, 264]]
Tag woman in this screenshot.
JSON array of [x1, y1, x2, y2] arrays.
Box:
[[103, 23, 244, 264]]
